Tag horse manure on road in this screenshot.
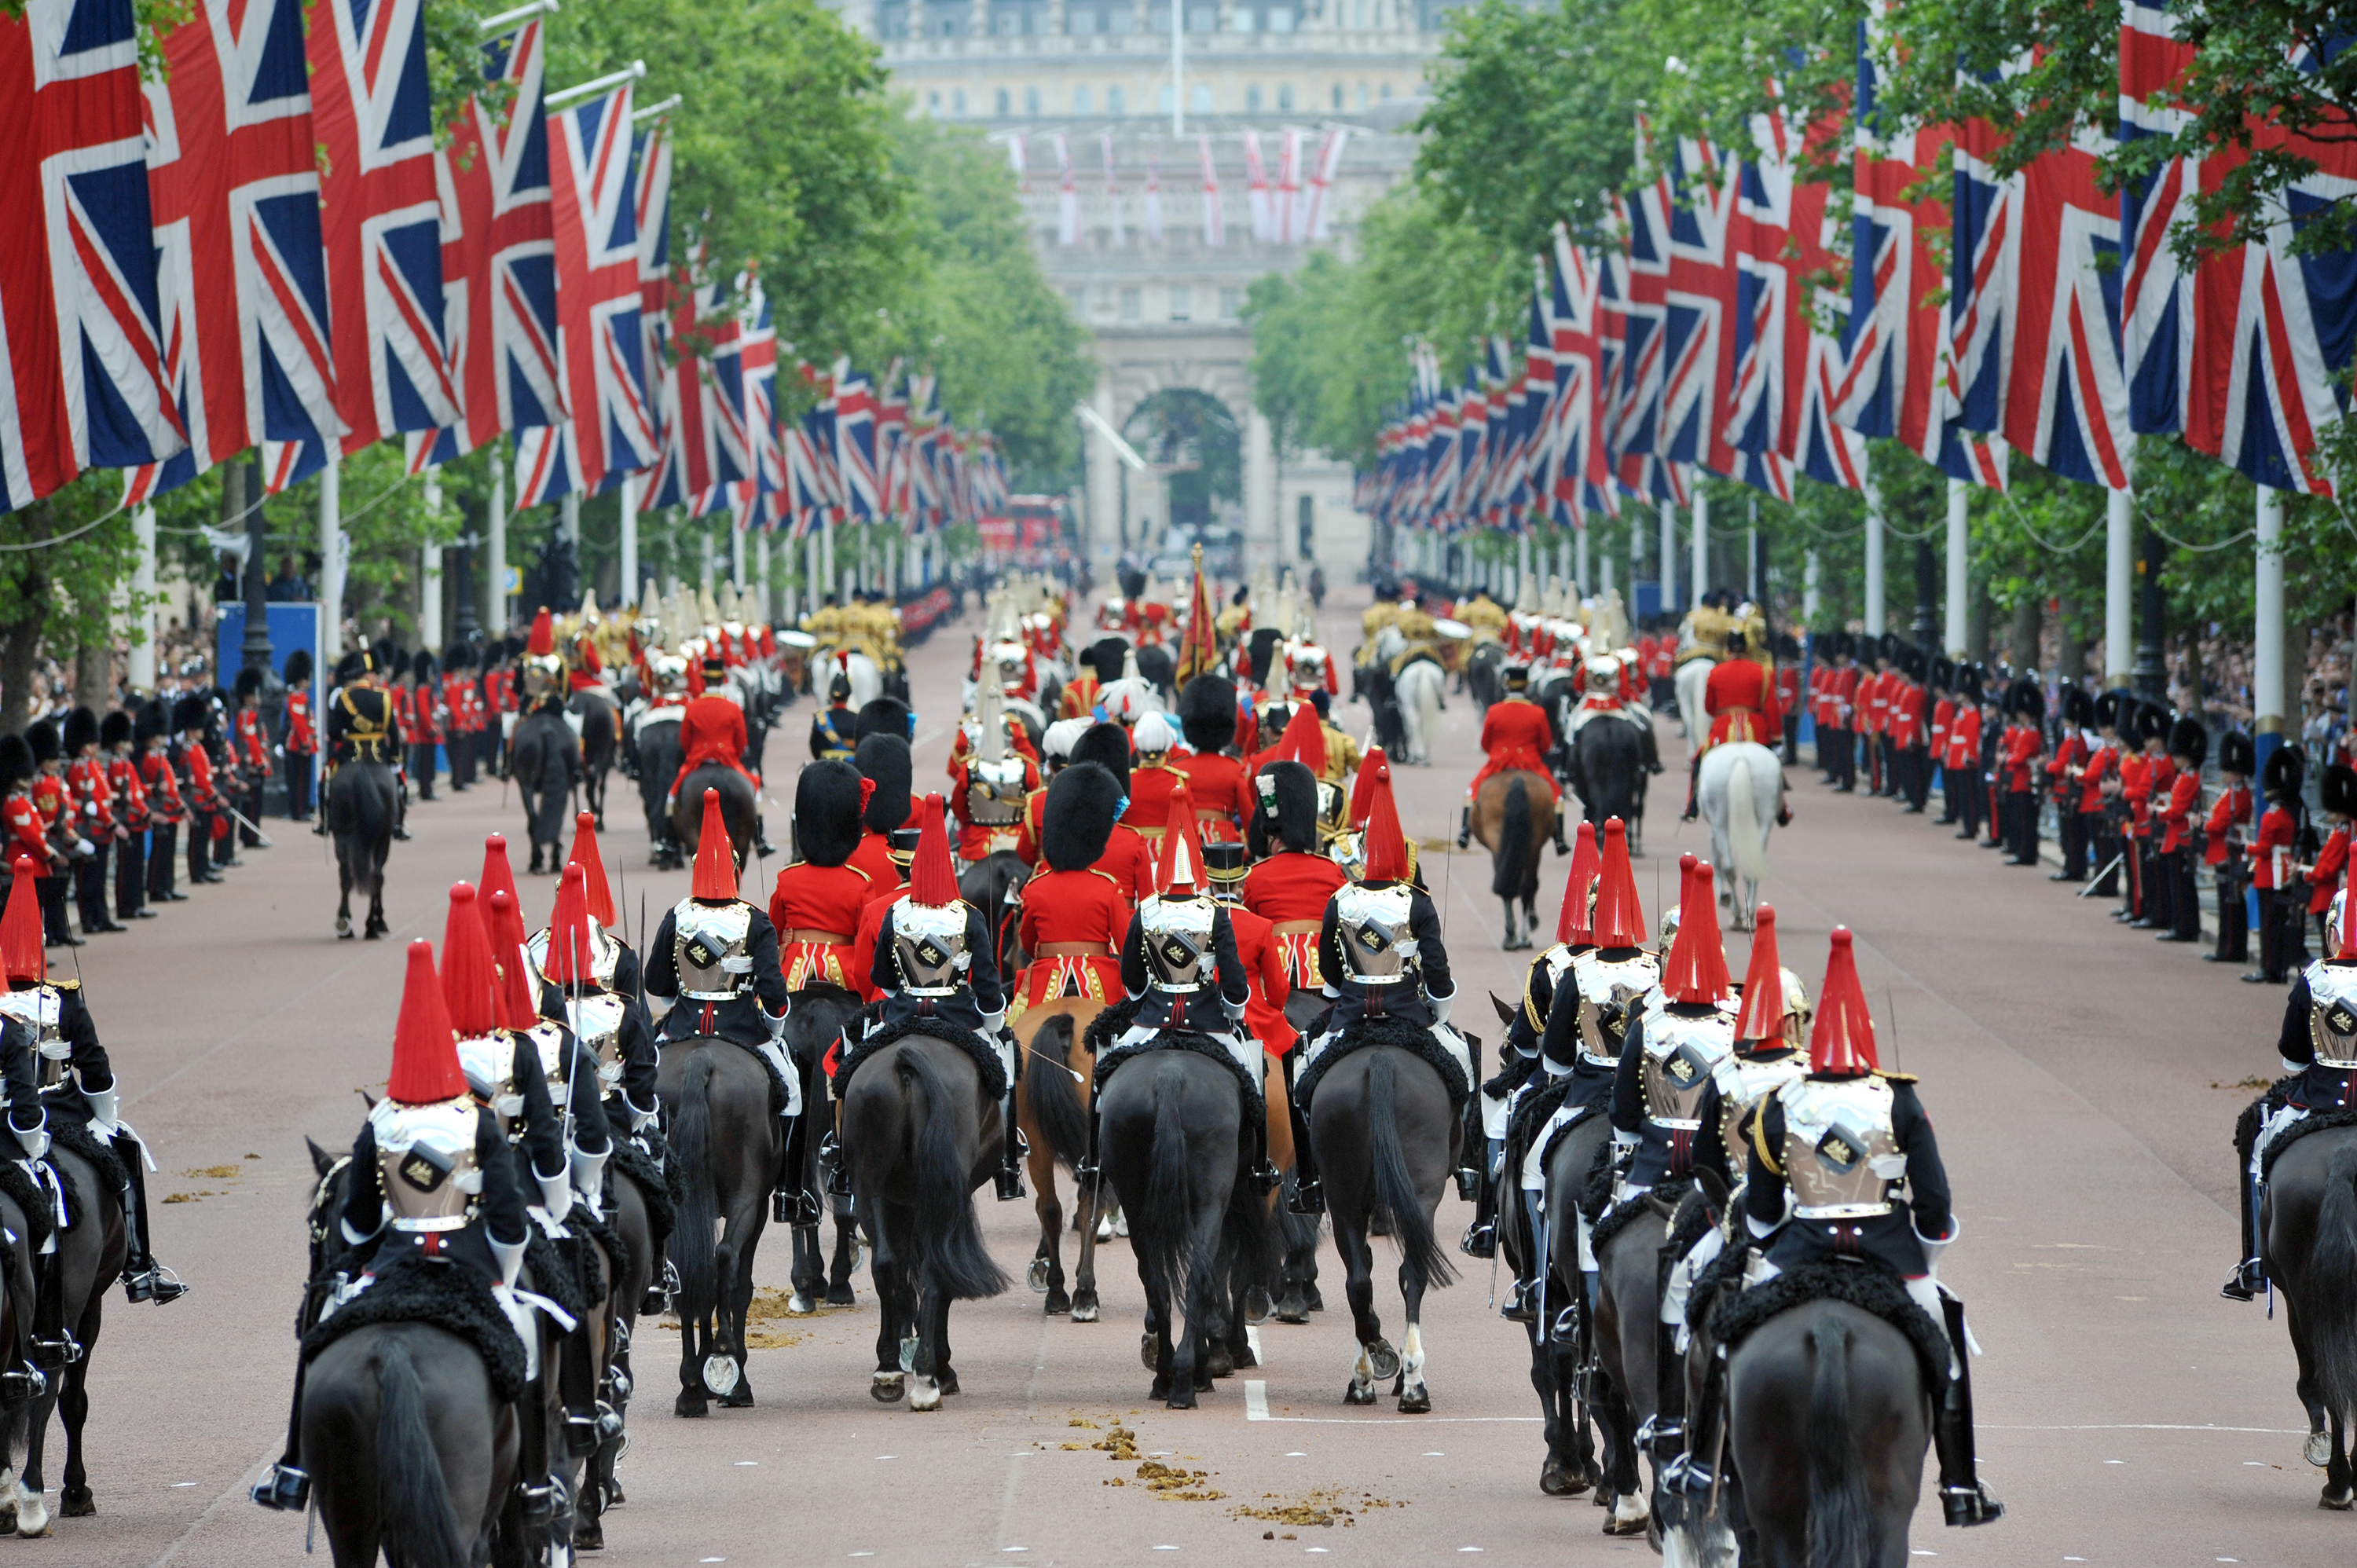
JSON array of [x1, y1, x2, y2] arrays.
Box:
[[740, 1287, 814, 1350], [184, 1165, 243, 1180], [1232, 1489, 1406, 1530], [1086, 1420, 1225, 1501]]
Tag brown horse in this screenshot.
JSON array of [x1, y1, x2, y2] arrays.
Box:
[[1473, 770, 1560, 951], [1015, 995, 1108, 1318]]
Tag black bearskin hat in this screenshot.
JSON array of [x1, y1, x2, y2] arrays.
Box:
[[443, 643, 473, 672], [2264, 742, 2304, 803], [2217, 730, 2256, 778], [1086, 637, 1128, 685], [2092, 689, 2122, 733], [171, 693, 210, 734], [1118, 568, 1146, 603], [132, 699, 164, 748], [2062, 687, 2093, 728], [24, 719, 59, 766], [827, 671, 853, 703], [1244, 628, 1285, 686], [1250, 758, 1320, 855], [379, 643, 408, 680], [98, 709, 130, 750], [283, 647, 313, 687], [2167, 715, 2208, 768], [854, 697, 911, 742], [1959, 662, 1986, 705], [233, 666, 262, 703], [410, 649, 438, 686], [2322, 762, 2357, 819], [1042, 761, 1122, 873], [2007, 677, 2044, 724], [1930, 655, 1955, 691], [2132, 702, 2168, 748], [793, 760, 866, 867], [1068, 721, 1132, 792], [0, 734, 29, 789], [1178, 675, 1238, 754], [853, 733, 912, 833], [61, 705, 98, 755]]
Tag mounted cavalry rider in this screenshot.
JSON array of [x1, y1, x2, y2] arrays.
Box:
[[1289, 758, 1468, 1215], [1655, 903, 1810, 1497], [668, 649, 760, 807], [810, 670, 862, 762], [769, 760, 878, 995], [1081, 784, 1275, 1194], [1173, 674, 1253, 844], [0, 861, 181, 1306], [1732, 926, 2001, 1528], [1123, 712, 1188, 841], [1608, 858, 1738, 1206], [1458, 662, 1567, 855], [2227, 885, 2357, 1302], [319, 644, 401, 839], [1682, 627, 1787, 824], [950, 686, 1038, 866], [646, 797, 803, 1212], [253, 940, 533, 1515], [864, 798, 1022, 1200]]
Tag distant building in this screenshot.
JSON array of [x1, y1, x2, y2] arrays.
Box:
[[828, 0, 1462, 580]]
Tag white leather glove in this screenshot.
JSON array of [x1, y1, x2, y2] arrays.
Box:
[[1428, 988, 1455, 1027], [489, 1232, 527, 1288], [81, 1084, 119, 1137], [570, 1145, 608, 1215], [981, 1008, 1006, 1035], [534, 1162, 574, 1225]]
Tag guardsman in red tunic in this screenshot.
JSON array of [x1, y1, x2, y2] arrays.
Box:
[[1928, 656, 1957, 821], [1173, 675, 1252, 844], [1824, 635, 1860, 792], [666, 650, 758, 806], [174, 694, 224, 886], [0, 735, 55, 947], [849, 731, 913, 888], [1068, 721, 1158, 900], [138, 699, 187, 903], [281, 648, 317, 821], [2250, 746, 2306, 983], [1120, 712, 1187, 843], [2047, 689, 2091, 877], [27, 719, 80, 944], [2306, 764, 2356, 952], [2154, 716, 2207, 940], [1944, 665, 1985, 841], [1891, 650, 1930, 812], [1463, 662, 1563, 846], [1684, 629, 1783, 822], [233, 669, 270, 843], [442, 647, 475, 791], [101, 709, 152, 921], [949, 693, 1039, 865], [1241, 757, 1347, 995], [1774, 644, 1803, 764], [2125, 705, 2177, 927], [1997, 680, 2044, 866], [2205, 731, 2256, 965], [1008, 762, 1131, 1024], [62, 706, 123, 936], [768, 760, 873, 991]]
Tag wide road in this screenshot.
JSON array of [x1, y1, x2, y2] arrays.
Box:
[[60, 584, 2330, 1567]]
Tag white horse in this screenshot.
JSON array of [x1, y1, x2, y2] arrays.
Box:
[[824, 648, 885, 711], [1674, 656, 1714, 743], [1697, 741, 1781, 931], [1374, 626, 1447, 765]]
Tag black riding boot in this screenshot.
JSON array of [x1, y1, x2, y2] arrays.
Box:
[[1641, 1314, 1686, 1461], [778, 1111, 823, 1226], [1285, 1097, 1323, 1215], [1665, 1349, 1726, 1499], [251, 1368, 312, 1509], [1076, 1103, 1102, 1185], [1935, 1296, 2003, 1526], [1454, 1039, 1484, 1203], [115, 1144, 186, 1303], [1551, 813, 1571, 856], [30, 1251, 78, 1368], [996, 1084, 1027, 1201], [2223, 1162, 2266, 1301], [1457, 804, 1472, 849], [1460, 1145, 1497, 1259], [560, 1328, 604, 1456], [820, 1126, 852, 1198], [1681, 753, 1701, 821]]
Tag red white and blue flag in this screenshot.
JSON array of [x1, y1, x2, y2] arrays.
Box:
[[832, 357, 879, 521], [0, 0, 187, 509], [1660, 136, 1742, 478]]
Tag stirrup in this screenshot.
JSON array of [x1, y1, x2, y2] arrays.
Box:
[[0, 1366, 44, 1401], [563, 1409, 600, 1457], [127, 1264, 188, 1305], [30, 1332, 80, 1370], [819, 1132, 852, 1197], [519, 1476, 566, 1529], [2220, 1259, 2264, 1302], [1248, 1160, 1281, 1199], [1940, 1482, 2003, 1527], [1548, 1304, 1579, 1346], [641, 1259, 678, 1317], [772, 1189, 795, 1225], [1459, 1222, 1496, 1260], [994, 1167, 1026, 1202], [1454, 1165, 1480, 1203], [1285, 1176, 1323, 1216], [251, 1464, 310, 1512], [790, 1189, 825, 1227], [594, 1398, 625, 1442], [1499, 1279, 1535, 1324]]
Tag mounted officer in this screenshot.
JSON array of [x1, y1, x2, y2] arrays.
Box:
[[810, 670, 861, 762], [253, 940, 533, 1515], [319, 646, 400, 839], [1734, 927, 2001, 1528]]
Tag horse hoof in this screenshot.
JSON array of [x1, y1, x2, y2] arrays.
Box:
[[938, 1369, 961, 1396], [1244, 1286, 1273, 1324], [1095, 1213, 1115, 1241], [574, 1514, 605, 1551], [1604, 1494, 1651, 1535], [786, 1292, 816, 1317], [1141, 1332, 1160, 1371], [1343, 1380, 1378, 1406], [1207, 1343, 1236, 1379], [871, 1372, 904, 1402], [703, 1354, 742, 1397], [1540, 1460, 1581, 1497], [825, 1284, 857, 1307], [908, 1375, 942, 1412], [1166, 1387, 1197, 1411], [2324, 1486, 2356, 1511], [1071, 1293, 1099, 1323], [1365, 1339, 1402, 1380], [2309, 1430, 2333, 1468], [1043, 1289, 1071, 1317], [338, 928, 355, 941], [673, 1392, 708, 1418], [363, 927, 383, 940], [1149, 1376, 1171, 1401], [1397, 1387, 1431, 1415], [1027, 1258, 1051, 1293], [1306, 1285, 1325, 1312], [719, 1380, 754, 1409], [15, 1494, 46, 1538], [58, 1485, 92, 1519], [1273, 1290, 1309, 1324]]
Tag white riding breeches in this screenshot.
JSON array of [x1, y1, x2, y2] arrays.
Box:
[[755, 1040, 803, 1116], [1299, 1020, 1473, 1096], [2253, 1103, 2309, 1178], [1659, 1224, 1725, 1344], [995, 1034, 1017, 1092]]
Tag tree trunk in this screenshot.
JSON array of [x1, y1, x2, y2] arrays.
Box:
[[2008, 595, 2043, 676], [2057, 596, 2084, 683], [1967, 577, 1992, 663], [0, 501, 52, 735], [74, 641, 109, 712]]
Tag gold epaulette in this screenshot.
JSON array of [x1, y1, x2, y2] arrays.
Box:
[[1087, 868, 1119, 885], [46, 978, 78, 992], [1750, 1102, 1783, 1177], [848, 864, 872, 884], [1872, 1068, 1920, 1085]]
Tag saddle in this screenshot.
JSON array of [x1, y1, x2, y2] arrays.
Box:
[[1705, 1258, 1951, 1394], [1084, 994, 1266, 1119], [1589, 1183, 1680, 1260], [299, 1248, 530, 1402], [2261, 1105, 2357, 1180], [1296, 1013, 1472, 1119]]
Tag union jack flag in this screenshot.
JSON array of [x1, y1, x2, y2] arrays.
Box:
[[408, 18, 560, 474], [544, 83, 655, 497], [0, 0, 186, 509], [833, 358, 878, 520], [308, 0, 458, 454], [1660, 135, 1741, 478], [1610, 178, 1671, 494], [1545, 223, 1615, 520]]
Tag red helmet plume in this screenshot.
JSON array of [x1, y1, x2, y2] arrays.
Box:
[[1732, 905, 1787, 1046], [1155, 779, 1206, 895], [691, 791, 739, 901], [1660, 862, 1732, 1006], [1360, 756, 1409, 884], [907, 793, 959, 907], [438, 883, 504, 1038], [387, 939, 467, 1105], [0, 857, 42, 985], [484, 887, 541, 1031], [1807, 927, 1878, 1077], [568, 811, 615, 926], [545, 863, 596, 987], [1555, 821, 1600, 946], [1589, 818, 1647, 948]]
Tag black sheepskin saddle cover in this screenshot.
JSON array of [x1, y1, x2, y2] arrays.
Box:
[[608, 1133, 678, 1244], [1706, 1258, 1951, 1394], [1296, 1013, 1469, 1117], [1093, 1030, 1266, 1123], [2260, 1106, 2357, 1179], [837, 1014, 1006, 1101], [300, 1249, 529, 1402]]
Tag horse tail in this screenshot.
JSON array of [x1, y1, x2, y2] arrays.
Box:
[[669, 1054, 720, 1323], [1727, 750, 1770, 888], [2311, 1142, 2357, 1423], [1803, 1309, 1874, 1567], [1368, 1051, 1455, 1288], [1025, 1015, 1089, 1171], [1133, 1072, 1197, 1307], [897, 1048, 1010, 1301], [1492, 779, 1534, 900], [1413, 663, 1443, 759], [372, 1337, 471, 1568]]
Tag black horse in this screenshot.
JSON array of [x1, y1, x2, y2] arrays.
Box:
[[576, 1149, 658, 1552], [4, 1138, 125, 1534], [632, 715, 685, 869], [1100, 1050, 1271, 1409], [569, 689, 619, 830], [328, 759, 398, 939], [1527, 1105, 1615, 1498], [660, 1039, 787, 1416], [2264, 1125, 2357, 1506], [1465, 641, 1507, 713], [511, 707, 581, 876], [1571, 720, 1649, 855], [959, 849, 1031, 980], [840, 1037, 1010, 1409], [670, 764, 757, 875], [783, 983, 871, 1313]]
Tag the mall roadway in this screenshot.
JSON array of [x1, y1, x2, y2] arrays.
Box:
[[47, 584, 2343, 1568]]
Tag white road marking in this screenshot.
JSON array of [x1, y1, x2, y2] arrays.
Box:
[[1981, 1423, 2303, 1434], [1245, 1379, 1269, 1420]]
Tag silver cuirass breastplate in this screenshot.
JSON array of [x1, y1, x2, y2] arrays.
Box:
[[1780, 1076, 1904, 1220], [524, 1021, 571, 1105], [454, 1034, 524, 1139], [371, 1097, 486, 1233], [0, 987, 64, 1086], [569, 994, 628, 1091], [1711, 1053, 1807, 1180], [2308, 962, 2357, 1069], [1524, 943, 1576, 1035], [1140, 894, 1218, 991], [1640, 1009, 1735, 1130], [892, 899, 970, 995], [968, 757, 1027, 826], [529, 921, 621, 988], [1570, 950, 1659, 1065], [673, 900, 754, 1000], [1332, 882, 1417, 987]]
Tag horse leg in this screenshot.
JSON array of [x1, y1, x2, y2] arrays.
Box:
[[907, 1285, 946, 1412], [675, 1306, 708, 1418], [1032, 1163, 1070, 1316], [2328, 1410, 2354, 1510], [827, 1208, 860, 1306], [1395, 1258, 1430, 1414], [790, 1223, 823, 1313], [1072, 1173, 1104, 1322], [56, 1354, 90, 1516], [933, 1294, 960, 1397], [715, 1225, 755, 1409], [869, 1252, 907, 1404], [365, 848, 389, 940], [335, 852, 354, 939], [16, 1394, 49, 1537], [1333, 1217, 1385, 1406]]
